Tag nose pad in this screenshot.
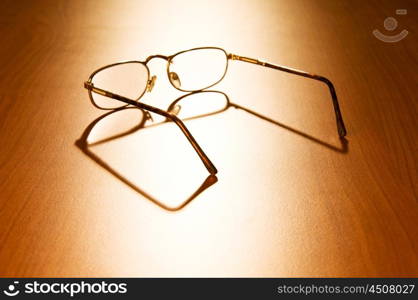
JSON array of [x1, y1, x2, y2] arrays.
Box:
[[169, 72, 181, 89], [168, 104, 181, 116], [146, 75, 157, 92]]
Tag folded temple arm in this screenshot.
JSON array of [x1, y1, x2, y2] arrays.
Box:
[[228, 53, 347, 137], [84, 82, 218, 175]]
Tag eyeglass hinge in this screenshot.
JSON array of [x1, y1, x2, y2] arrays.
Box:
[[84, 81, 110, 97], [228, 53, 264, 65], [84, 81, 93, 90]]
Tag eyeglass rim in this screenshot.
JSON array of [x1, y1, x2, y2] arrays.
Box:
[[166, 46, 229, 92], [87, 60, 150, 110], [86, 47, 230, 110]]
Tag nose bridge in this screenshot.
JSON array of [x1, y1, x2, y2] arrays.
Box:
[[145, 54, 169, 63]]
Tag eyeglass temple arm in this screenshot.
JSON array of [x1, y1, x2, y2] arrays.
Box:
[[84, 82, 218, 175], [228, 53, 347, 137]]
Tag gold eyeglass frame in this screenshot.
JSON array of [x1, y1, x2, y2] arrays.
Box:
[[84, 46, 347, 175]]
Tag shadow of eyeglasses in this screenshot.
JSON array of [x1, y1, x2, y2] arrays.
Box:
[[75, 90, 348, 212], [165, 91, 348, 153], [75, 106, 218, 212]]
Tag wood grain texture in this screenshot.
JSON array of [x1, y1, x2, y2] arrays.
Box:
[[0, 0, 417, 277]]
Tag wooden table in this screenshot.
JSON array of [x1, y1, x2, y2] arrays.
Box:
[[1, 0, 417, 277]]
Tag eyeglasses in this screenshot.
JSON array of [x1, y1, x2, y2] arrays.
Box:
[[84, 46, 347, 175]]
